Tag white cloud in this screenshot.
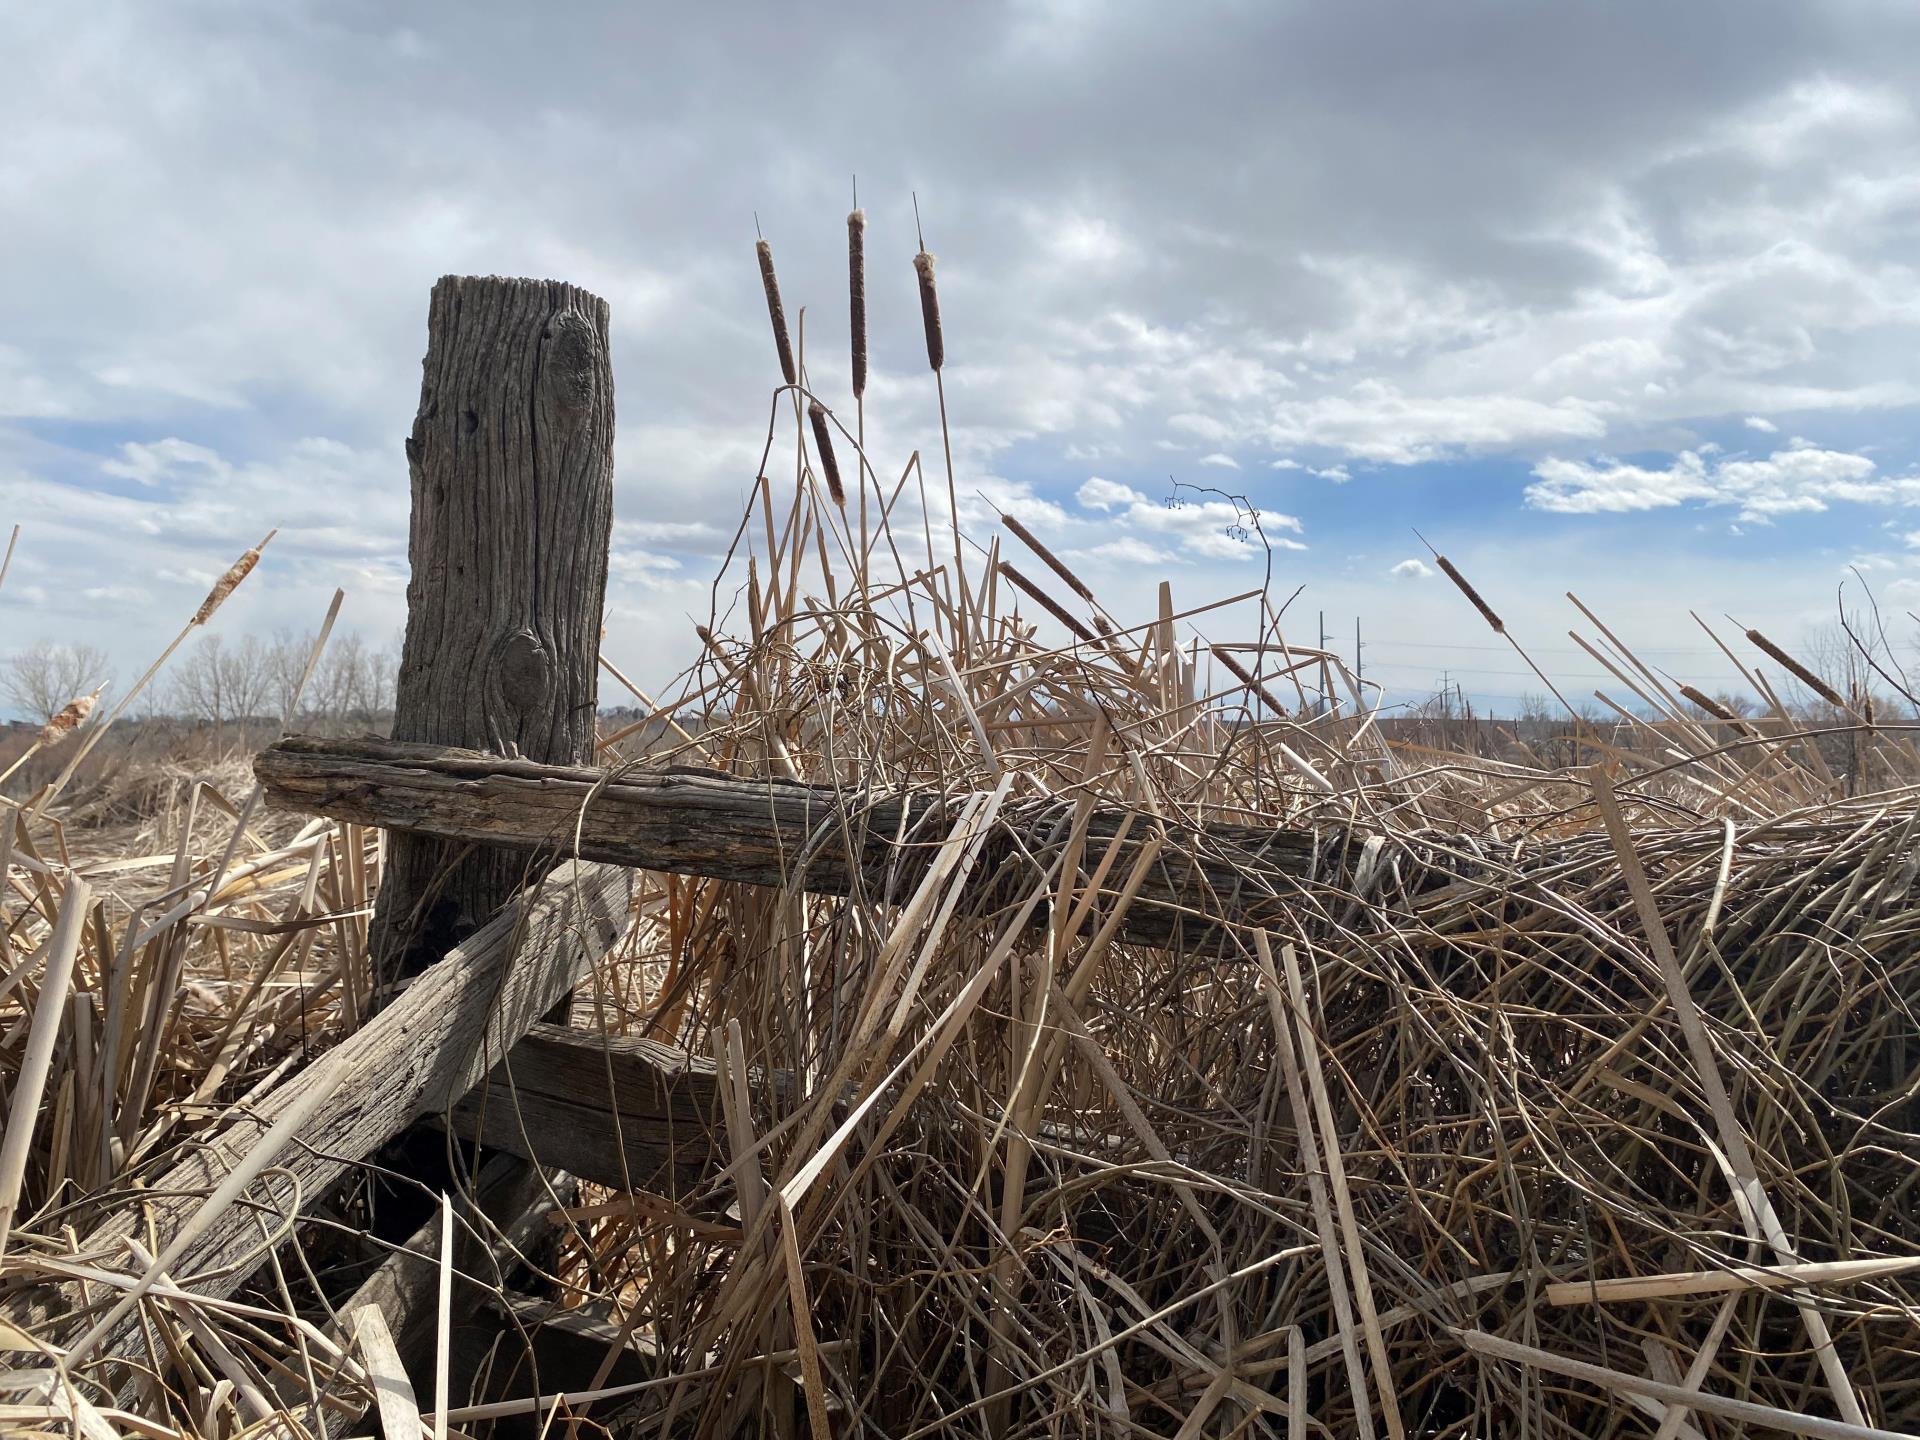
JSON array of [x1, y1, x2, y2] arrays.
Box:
[[1117, 495, 1305, 558], [1390, 558, 1434, 579], [1076, 476, 1146, 511], [1198, 451, 1240, 469], [1266, 381, 1613, 464], [1076, 537, 1174, 565], [1744, 416, 1778, 433], [8, 4, 1920, 685], [1061, 476, 1305, 561], [1525, 442, 1911, 522]]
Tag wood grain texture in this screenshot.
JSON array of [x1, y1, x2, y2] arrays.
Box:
[[444, 1023, 726, 1196], [0, 862, 631, 1396], [374, 276, 615, 981], [258, 736, 1355, 956]]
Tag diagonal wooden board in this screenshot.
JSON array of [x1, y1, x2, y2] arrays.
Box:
[[0, 861, 630, 1400]]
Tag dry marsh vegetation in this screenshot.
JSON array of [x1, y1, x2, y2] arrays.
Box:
[[1, 219, 1918, 1439]]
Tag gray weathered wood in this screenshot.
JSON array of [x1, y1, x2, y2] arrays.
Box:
[[374, 275, 616, 982], [442, 1022, 731, 1195], [0, 862, 630, 1395], [321, 1155, 579, 1437], [258, 735, 1352, 955]]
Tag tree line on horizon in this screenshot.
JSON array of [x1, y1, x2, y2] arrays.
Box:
[[1, 631, 398, 735], [6, 612, 1917, 739]]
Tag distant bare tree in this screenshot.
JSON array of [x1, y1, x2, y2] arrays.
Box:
[[169, 634, 274, 739], [3, 641, 112, 724]]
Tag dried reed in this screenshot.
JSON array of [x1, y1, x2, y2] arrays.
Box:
[[5, 214, 1918, 1440]]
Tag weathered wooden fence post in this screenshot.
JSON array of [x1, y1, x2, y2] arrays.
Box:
[[372, 276, 616, 988]]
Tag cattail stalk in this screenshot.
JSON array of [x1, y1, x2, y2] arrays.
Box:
[[1210, 645, 1293, 719], [1680, 685, 1755, 735], [916, 245, 965, 631], [757, 238, 797, 386], [1745, 629, 1848, 709], [193, 536, 270, 625], [848, 210, 867, 400], [1001, 512, 1092, 601], [37, 692, 96, 745], [34, 530, 275, 816], [999, 562, 1094, 644], [1436, 554, 1504, 635], [1426, 534, 1584, 724], [808, 400, 845, 506], [914, 250, 944, 373]]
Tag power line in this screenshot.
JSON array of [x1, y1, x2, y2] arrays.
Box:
[[1362, 639, 1727, 657], [1361, 661, 1740, 682]]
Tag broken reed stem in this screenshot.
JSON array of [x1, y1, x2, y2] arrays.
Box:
[[1746, 628, 1849, 709], [807, 401, 846, 506], [758, 237, 798, 387], [0, 875, 91, 1261], [998, 562, 1096, 644]]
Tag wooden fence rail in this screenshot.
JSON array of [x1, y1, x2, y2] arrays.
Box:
[[255, 734, 1362, 955]]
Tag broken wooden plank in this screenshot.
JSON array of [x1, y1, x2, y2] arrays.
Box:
[[0, 861, 630, 1398], [256, 735, 1356, 955]]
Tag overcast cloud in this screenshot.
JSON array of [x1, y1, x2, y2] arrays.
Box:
[[5, 1, 1920, 710]]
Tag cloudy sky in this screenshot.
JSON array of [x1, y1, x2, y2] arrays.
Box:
[[6, 1, 1920, 714]]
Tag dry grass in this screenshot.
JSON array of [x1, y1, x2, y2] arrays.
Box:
[[2, 225, 1918, 1439]]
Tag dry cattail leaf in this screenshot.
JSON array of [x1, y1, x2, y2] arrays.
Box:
[[1001, 513, 1092, 601], [808, 400, 846, 507], [1436, 554, 1504, 635], [848, 209, 867, 400], [914, 250, 944, 372], [193, 532, 275, 625], [1745, 628, 1847, 708], [757, 237, 797, 386], [36, 692, 96, 745]]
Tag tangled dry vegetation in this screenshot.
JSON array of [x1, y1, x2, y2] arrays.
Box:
[[3, 220, 1919, 1439]]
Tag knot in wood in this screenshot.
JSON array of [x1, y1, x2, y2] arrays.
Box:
[[542, 309, 599, 417], [488, 629, 553, 748]]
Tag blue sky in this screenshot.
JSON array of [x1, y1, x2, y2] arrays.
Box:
[[6, 1, 1920, 717]]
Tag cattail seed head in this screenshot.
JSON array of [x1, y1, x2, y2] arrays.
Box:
[[36, 691, 96, 745], [1002, 512, 1092, 601], [1209, 645, 1292, 718], [1436, 554, 1504, 635], [999, 561, 1094, 643], [1679, 684, 1753, 734], [808, 400, 846, 507], [194, 532, 273, 625], [756, 238, 797, 386], [914, 250, 944, 372], [848, 209, 867, 400], [1745, 628, 1847, 708]]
